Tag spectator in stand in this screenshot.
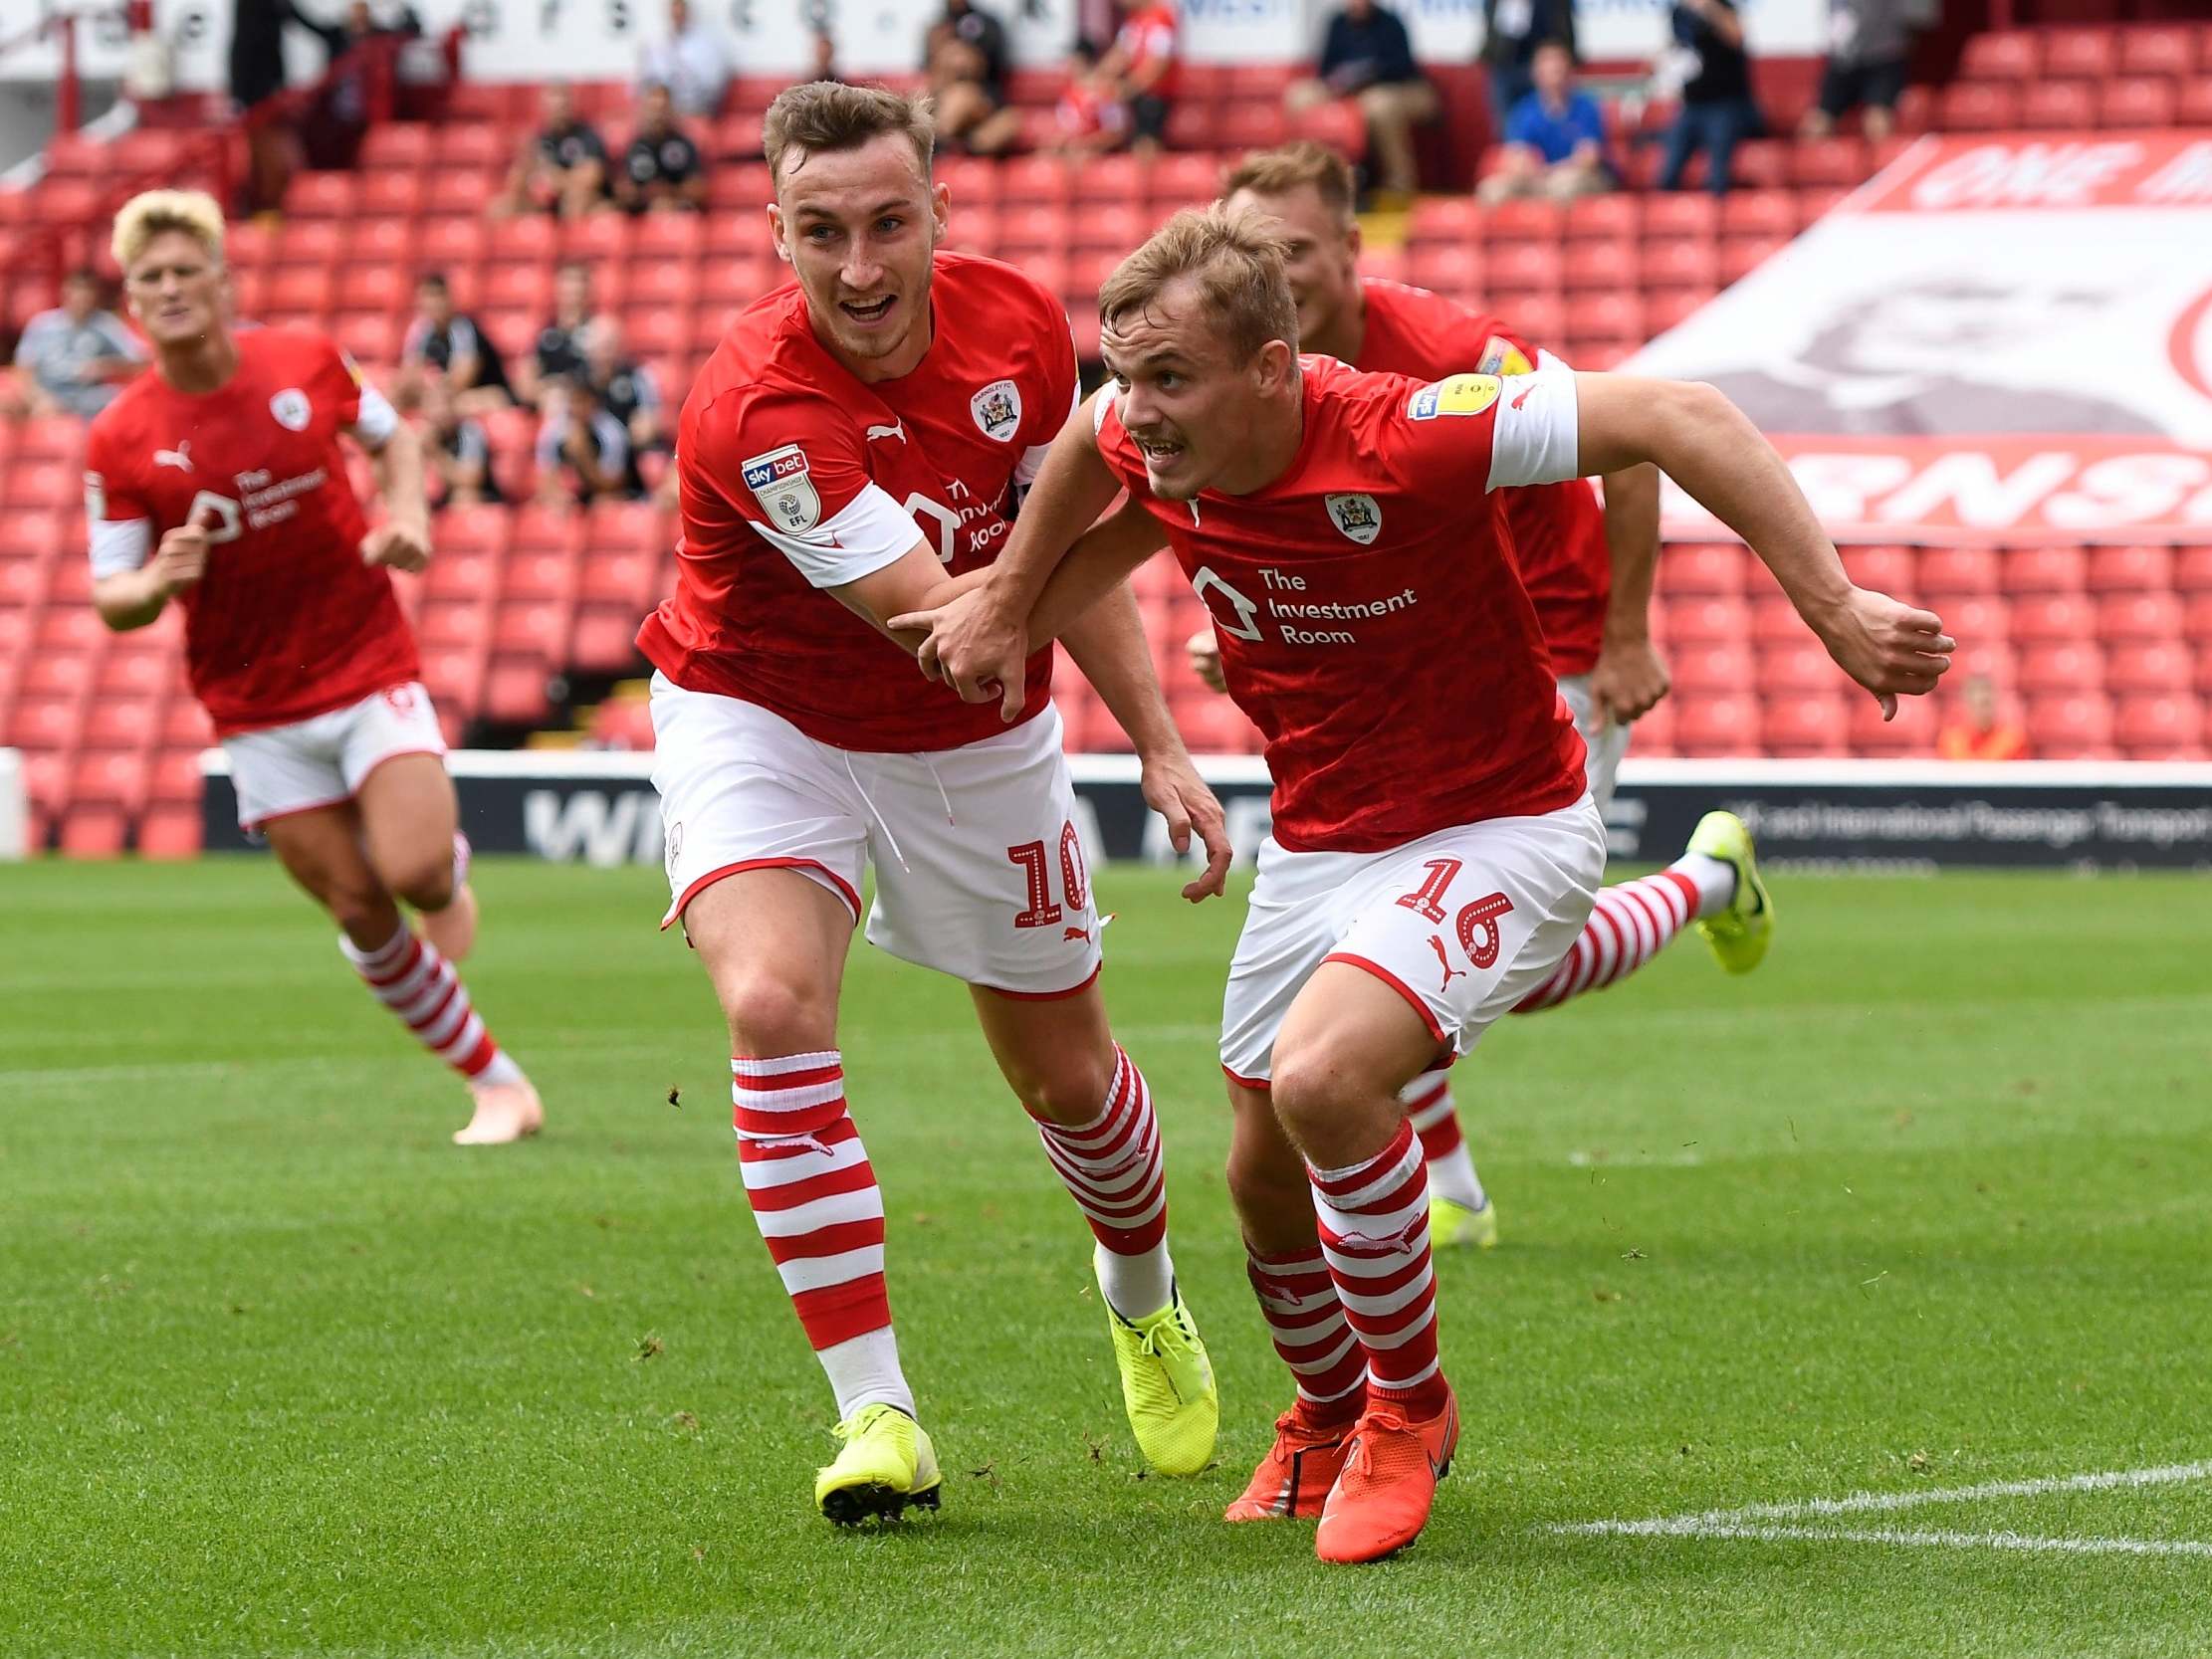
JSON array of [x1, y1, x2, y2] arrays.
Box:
[[495, 83, 609, 220], [409, 375, 504, 508], [1100, 0, 1179, 156], [228, 0, 349, 214], [1479, 0, 1576, 134], [1287, 0, 1437, 203], [8, 271, 144, 420], [1937, 675, 2028, 761], [1479, 40, 1614, 202], [1802, 0, 1927, 142], [398, 272, 513, 411], [636, 0, 731, 117], [808, 21, 842, 84], [925, 0, 1022, 156], [535, 375, 636, 507], [615, 82, 708, 215], [517, 263, 605, 407], [1656, 0, 1760, 195], [1053, 38, 1130, 157], [583, 318, 666, 501]]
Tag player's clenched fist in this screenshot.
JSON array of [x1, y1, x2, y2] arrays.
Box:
[[1186, 627, 1225, 694], [360, 520, 431, 573], [150, 500, 221, 596], [1816, 585, 1956, 721]]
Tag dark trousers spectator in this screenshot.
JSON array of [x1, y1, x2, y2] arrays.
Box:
[[1659, 96, 1757, 194]]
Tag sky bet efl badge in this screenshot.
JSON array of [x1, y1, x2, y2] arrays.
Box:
[[742, 444, 820, 532], [1409, 373, 1504, 421]]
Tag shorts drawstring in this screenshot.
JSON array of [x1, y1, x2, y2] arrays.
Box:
[[842, 750, 913, 874], [919, 753, 956, 828]]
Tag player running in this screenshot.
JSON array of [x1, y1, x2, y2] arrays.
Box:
[[637, 84, 1229, 1525], [83, 191, 542, 1147], [1191, 142, 1769, 1249], [895, 207, 1951, 1561]]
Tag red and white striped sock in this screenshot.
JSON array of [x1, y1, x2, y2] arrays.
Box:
[[1514, 869, 1703, 1014], [1308, 1120, 1448, 1419], [342, 925, 523, 1087], [1401, 1070, 1486, 1212], [1246, 1247, 1368, 1426], [734, 1050, 913, 1419], [1029, 1045, 1175, 1319]]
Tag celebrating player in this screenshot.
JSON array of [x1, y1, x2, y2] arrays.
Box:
[[1194, 142, 1769, 1248], [894, 207, 1952, 1562], [635, 84, 1230, 1525], [84, 191, 543, 1147]]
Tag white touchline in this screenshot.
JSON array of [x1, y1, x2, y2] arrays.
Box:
[[1551, 1460, 2212, 1557], [1560, 1522, 2212, 1559]]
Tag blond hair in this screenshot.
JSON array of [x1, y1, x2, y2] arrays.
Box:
[[764, 82, 934, 189], [1098, 205, 1299, 365], [1220, 141, 1357, 226], [112, 188, 225, 273]]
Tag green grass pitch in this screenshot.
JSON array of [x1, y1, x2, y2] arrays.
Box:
[[4, 857, 2211, 1658]]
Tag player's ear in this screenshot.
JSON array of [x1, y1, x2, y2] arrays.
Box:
[[929, 179, 951, 245], [767, 201, 790, 263], [1252, 338, 1296, 397], [1344, 220, 1363, 263]]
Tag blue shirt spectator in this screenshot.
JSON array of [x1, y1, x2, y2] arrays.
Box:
[[1504, 83, 1606, 165]]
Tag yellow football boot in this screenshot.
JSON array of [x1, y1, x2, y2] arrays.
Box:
[[814, 1403, 942, 1526], [1103, 1270, 1218, 1477], [1429, 1193, 1499, 1250], [1687, 810, 1775, 976]]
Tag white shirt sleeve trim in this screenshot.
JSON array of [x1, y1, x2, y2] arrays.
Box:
[[753, 481, 928, 589], [351, 380, 400, 449], [89, 518, 152, 578], [1486, 367, 1582, 492]]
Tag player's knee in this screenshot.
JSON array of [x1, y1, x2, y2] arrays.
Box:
[[1001, 1047, 1118, 1126], [718, 971, 836, 1058], [1266, 1037, 1359, 1145], [387, 855, 455, 914], [323, 880, 399, 943]]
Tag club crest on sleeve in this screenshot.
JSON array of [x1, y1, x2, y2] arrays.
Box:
[[741, 443, 821, 533], [971, 378, 1022, 442], [1408, 373, 1503, 422], [1326, 493, 1383, 545], [1476, 334, 1535, 376], [270, 388, 312, 431]]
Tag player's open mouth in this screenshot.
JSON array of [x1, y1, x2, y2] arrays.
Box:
[[1137, 438, 1184, 465], [841, 297, 896, 325]]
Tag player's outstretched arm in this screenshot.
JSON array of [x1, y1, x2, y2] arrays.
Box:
[[1591, 462, 1668, 725], [356, 419, 433, 573], [1570, 374, 1954, 718], [889, 393, 1126, 716]]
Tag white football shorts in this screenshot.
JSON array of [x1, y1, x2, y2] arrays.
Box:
[[1555, 673, 1634, 812], [648, 674, 1103, 998], [1219, 795, 1606, 1086], [221, 680, 447, 830]]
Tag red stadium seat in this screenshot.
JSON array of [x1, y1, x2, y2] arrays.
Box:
[[999, 155, 1074, 205], [1761, 693, 1851, 755], [1790, 137, 1870, 188], [1842, 543, 1915, 595], [2175, 546, 2212, 592], [2018, 640, 2105, 692], [2097, 591, 2185, 641], [434, 123, 507, 168], [2182, 80, 2212, 129], [1560, 239, 1634, 292], [1729, 142, 1787, 190], [2083, 543, 2174, 594], [2106, 639, 2194, 696], [2115, 694, 2203, 758], [633, 213, 705, 260], [1643, 289, 1712, 334], [60, 806, 129, 857], [417, 216, 491, 269], [288, 172, 357, 217], [485, 657, 553, 724], [1667, 595, 1750, 643], [1848, 693, 1924, 756], [1151, 153, 1221, 211], [1916, 544, 2002, 596], [1672, 694, 1761, 756], [2042, 28, 2116, 80], [1565, 291, 1646, 345], [1409, 197, 1479, 246], [2099, 79, 2178, 129], [2003, 543, 2087, 593], [1564, 194, 1639, 241], [2020, 83, 2097, 130], [0, 552, 45, 608], [1072, 202, 1152, 252], [1406, 247, 1476, 304], [358, 170, 425, 220], [161, 699, 214, 749], [1671, 641, 1756, 690], [504, 546, 580, 604], [1720, 190, 1796, 239], [1664, 541, 1747, 595], [1719, 237, 1792, 284], [1484, 198, 1565, 246], [2025, 691, 2113, 757], [1641, 239, 1720, 292], [1940, 84, 2020, 130], [2010, 592, 2093, 642], [1959, 31, 2039, 80], [569, 603, 645, 675], [138, 803, 203, 858], [1641, 193, 1721, 243], [1757, 638, 1844, 693], [418, 643, 489, 714], [149, 746, 206, 805], [2118, 26, 2195, 77]]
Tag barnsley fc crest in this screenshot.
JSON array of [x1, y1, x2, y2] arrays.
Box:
[[971, 378, 1021, 442], [1326, 493, 1383, 545], [270, 388, 312, 431], [741, 443, 821, 533]]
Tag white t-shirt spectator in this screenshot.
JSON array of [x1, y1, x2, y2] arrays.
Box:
[[16, 306, 143, 418], [639, 24, 731, 116]]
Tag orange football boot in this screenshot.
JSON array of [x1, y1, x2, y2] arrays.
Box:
[[1222, 1409, 1355, 1522], [1313, 1387, 1458, 1563]]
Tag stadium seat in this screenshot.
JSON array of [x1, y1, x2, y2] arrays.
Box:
[[358, 170, 425, 220], [288, 172, 358, 217], [59, 806, 128, 857], [1790, 137, 1870, 188], [2009, 592, 2093, 643], [2119, 26, 2195, 77], [1916, 544, 2002, 596], [1720, 190, 1796, 239], [1750, 593, 1811, 645], [484, 657, 553, 726], [569, 603, 645, 675], [1662, 542, 1746, 595], [1561, 240, 1633, 291], [1719, 237, 1792, 284], [2084, 543, 2174, 594], [1641, 240, 1720, 292], [1841, 543, 1915, 595], [1959, 30, 2039, 80], [1761, 693, 1852, 755], [1847, 693, 1922, 756], [2099, 79, 2178, 129], [2025, 691, 2114, 757], [2019, 83, 2097, 130], [1484, 198, 1566, 246], [2105, 639, 2194, 696], [1940, 84, 2020, 130], [2181, 80, 2212, 129], [1671, 641, 1756, 691], [2041, 28, 2116, 80], [2175, 546, 2212, 593], [2096, 591, 2185, 641], [16, 416, 82, 461], [505, 547, 580, 602], [1672, 694, 1761, 756], [2017, 640, 2105, 692], [137, 803, 203, 858], [1757, 638, 1843, 693], [998, 155, 1073, 206], [1564, 194, 1640, 241], [2003, 544, 2087, 593], [1486, 241, 1561, 294], [433, 123, 507, 168], [418, 643, 489, 715], [2114, 694, 2203, 758], [1667, 595, 1751, 643]]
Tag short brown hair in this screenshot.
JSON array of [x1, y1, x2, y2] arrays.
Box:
[[1220, 141, 1357, 225], [764, 82, 934, 189], [1098, 204, 1299, 365]]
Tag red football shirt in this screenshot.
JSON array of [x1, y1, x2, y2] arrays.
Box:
[[1096, 356, 1589, 853], [638, 252, 1080, 752], [1358, 279, 1612, 675], [1114, 3, 1181, 98], [83, 328, 416, 736]]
